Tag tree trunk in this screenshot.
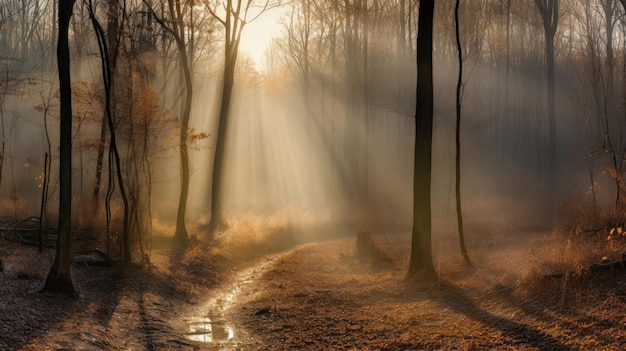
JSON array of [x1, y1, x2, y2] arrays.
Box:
[[92, 0, 118, 225], [107, 0, 119, 68], [407, 0, 436, 278], [92, 116, 106, 212], [88, 0, 131, 263], [41, 0, 77, 298], [546, 31, 556, 196], [142, 0, 193, 248], [454, 0, 471, 266], [534, 0, 558, 204], [38, 152, 50, 253], [174, 52, 192, 248], [165, 0, 194, 249], [504, 0, 510, 161], [398, 0, 406, 56], [208, 54, 236, 235], [601, 0, 619, 209]]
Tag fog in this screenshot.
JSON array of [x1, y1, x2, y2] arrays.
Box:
[[0, 0, 624, 257], [6, 2, 626, 349]]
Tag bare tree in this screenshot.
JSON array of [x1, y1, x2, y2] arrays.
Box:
[[205, 0, 278, 235], [143, 0, 196, 248], [41, 0, 76, 297], [87, 0, 132, 263], [407, 0, 435, 278], [567, 0, 624, 210], [454, 0, 470, 266], [599, 0, 621, 209], [92, 0, 122, 219], [534, 0, 559, 199]]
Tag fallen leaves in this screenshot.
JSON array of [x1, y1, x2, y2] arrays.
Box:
[[230, 238, 626, 350]]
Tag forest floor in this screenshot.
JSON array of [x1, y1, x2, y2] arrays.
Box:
[[1, 221, 625, 350]]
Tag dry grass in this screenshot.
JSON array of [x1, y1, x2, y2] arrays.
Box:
[[209, 213, 298, 264], [533, 203, 626, 274], [513, 203, 626, 310], [202, 211, 348, 264]]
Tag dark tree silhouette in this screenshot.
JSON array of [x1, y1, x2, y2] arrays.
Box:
[[92, 0, 120, 222], [87, 0, 132, 263], [168, 0, 194, 249], [534, 0, 559, 198], [41, 0, 77, 297], [207, 0, 242, 234], [455, 0, 471, 266], [407, 0, 436, 278]]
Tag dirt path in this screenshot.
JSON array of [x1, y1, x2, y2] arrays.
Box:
[[2, 231, 625, 350], [188, 235, 626, 350], [176, 255, 281, 349]]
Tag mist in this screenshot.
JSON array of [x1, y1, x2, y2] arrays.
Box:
[[0, 0, 618, 246], [4, 0, 626, 349]]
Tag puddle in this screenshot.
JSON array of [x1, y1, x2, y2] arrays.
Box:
[[184, 257, 278, 344], [185, 316, 234, 342]]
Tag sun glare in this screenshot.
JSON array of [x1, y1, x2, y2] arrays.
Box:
[[238, 6, 285, 70]]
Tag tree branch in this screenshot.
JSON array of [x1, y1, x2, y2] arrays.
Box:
[[141, 0, 178, 38]]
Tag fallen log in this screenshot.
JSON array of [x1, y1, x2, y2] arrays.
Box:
[[546, 252, 626, 278], [0, 216, 93, 247], [590, 253, 626, 271], [71, 249, 120, 267]]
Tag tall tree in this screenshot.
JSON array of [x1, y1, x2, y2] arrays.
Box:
[[143, 0, 194, 248], [87, 0, 132, 263], [600, 0, 620, 208], [206, 0, 276, 234], [454, 0, 471, 266], [92, 0, 121, 219], [41, 0, 77, 297], [165, 0, 194, 248], [533, 0, 559, 199], [407, 0, 435, 278]]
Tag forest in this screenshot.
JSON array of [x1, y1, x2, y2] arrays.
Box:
[[1, 0, 626, 349]]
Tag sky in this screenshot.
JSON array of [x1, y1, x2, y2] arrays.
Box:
[[237, 5, 285, 70]]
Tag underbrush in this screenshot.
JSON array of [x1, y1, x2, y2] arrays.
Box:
[[518, 202, 626, 301], [552, 203, 626, 267], [137, 211, 349, 287], [193, 211, 349, 265], [208, 214, 299, 264]]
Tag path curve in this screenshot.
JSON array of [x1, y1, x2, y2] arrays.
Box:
[[178, 249, 291, 349]]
